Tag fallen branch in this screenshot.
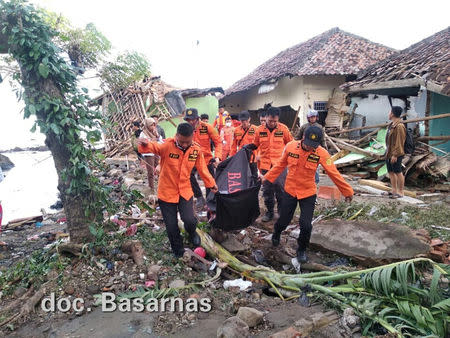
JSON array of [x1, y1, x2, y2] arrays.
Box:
[[196, 228, 448, 337]]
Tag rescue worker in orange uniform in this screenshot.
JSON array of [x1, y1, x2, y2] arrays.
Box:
[[220, 116, 234, 159], [230, 111, 257, 157], [184, 108, 223, 209], [245, 107, 293, 221], [138, 123, 218, 257], [213, 106, 229, 133], [263, 126, 353, 263]]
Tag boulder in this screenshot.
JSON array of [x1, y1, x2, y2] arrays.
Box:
[[0, 153, 14, 171], [310, 220, 431, 266], [217, 316, 249, 338], [236, 307, 263, 327]]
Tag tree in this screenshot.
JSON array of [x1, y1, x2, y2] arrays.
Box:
[[0, 0, 119, 242]]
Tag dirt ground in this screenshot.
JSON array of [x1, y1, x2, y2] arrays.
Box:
[[0, 167, 448, 337]]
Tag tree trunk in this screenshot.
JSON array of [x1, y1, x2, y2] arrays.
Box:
[[0, 28, 93, 242]]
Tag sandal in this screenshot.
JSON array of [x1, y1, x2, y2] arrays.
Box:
[[381, 192, 393, 197], [390, 193, 402, 199]]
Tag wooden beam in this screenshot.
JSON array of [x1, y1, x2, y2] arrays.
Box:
[[291, 106, 301, 131], [324, 133, 340, 152], [330, 137, 383, 159], [328, 113, 450, 136], [417, 135, 450, 142], [352, 128, 381, 146], [358, 179, 417, 198], [330, 149, 350, 162]]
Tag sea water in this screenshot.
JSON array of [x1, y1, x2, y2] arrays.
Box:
[[0, 151, 58, 225]]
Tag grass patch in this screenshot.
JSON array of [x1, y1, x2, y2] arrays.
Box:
[[0, 246, 69, 296]]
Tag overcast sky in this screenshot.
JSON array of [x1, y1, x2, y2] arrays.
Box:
[[0, 0, 449, 149]]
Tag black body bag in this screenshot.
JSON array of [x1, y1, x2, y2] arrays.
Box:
[[206, 148, 261, 231]]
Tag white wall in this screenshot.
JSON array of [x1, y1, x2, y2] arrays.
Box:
[[222, 75, 346, 125], [351, 90, 427, 131]]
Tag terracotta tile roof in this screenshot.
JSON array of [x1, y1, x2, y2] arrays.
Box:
[[224, 27, 395, 97], [344, 27, 450, 96]]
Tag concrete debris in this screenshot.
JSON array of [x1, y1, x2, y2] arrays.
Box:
[[310, 220, 431, 266], [217, 316, 250, 338], [236, 307, 264, 328]]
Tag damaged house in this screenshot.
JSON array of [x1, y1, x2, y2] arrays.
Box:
[[342, 26, 450, 154], [92, 76, 223, 156], [220, 27, 395, 128]]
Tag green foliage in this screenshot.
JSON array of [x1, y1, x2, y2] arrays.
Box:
[[0, 247, 69, 295], [312, 260, 449, 337], [42, 10, 111, 69], [99, 51, 151, 90], [0, 0, 116, 224]]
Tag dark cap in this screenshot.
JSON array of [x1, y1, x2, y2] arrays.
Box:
[[200, 114, 209, 120], [184, 108, 199, 120], [303, 126, 323, 148], [239, 110, 250, 120]]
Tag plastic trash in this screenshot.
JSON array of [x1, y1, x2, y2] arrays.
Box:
[[35, 221, 43, 228], [194, 247, 206, 258], [145, 280, 155, 288], [291, 257, 301, 274], [223, 278, 252, 291], [131, 205, 141, 218], [368, 206, 378, 216]]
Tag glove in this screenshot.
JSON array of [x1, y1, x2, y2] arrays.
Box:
[[243, 143, 257, 151]]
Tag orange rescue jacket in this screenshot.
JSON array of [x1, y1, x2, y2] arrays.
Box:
[[194, 121, 223, 163], [253, 122, 293, 171], [230, 124, 257, 157], [265, 141, 354, 200], [138, 138, 216, 203], [221, 126, 234, 152]]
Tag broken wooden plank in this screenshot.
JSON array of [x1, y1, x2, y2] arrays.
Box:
[[330, 137, 383, 159], [324, 132, 340, 152], [358, 179, 417, 198], [330, 149, 350, 162], [6, 215, 43, 229], [352, 128, 381, 146], [362, 161, 385, 173]]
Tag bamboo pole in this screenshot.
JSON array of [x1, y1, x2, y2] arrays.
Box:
[[328, 113, 450, 136], [417, 135, 450, 141]]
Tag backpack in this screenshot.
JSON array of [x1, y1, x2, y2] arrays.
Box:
[[404, 127, 415, 154]]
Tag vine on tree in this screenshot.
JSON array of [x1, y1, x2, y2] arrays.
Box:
[[0, 0, 115, 222]]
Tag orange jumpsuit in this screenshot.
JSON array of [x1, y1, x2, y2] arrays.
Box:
[[194, 121, 223, 163], [221, 125, 234, 159], [213, 111, 229, 133], [138, 138, 216, 203], [265, 140, 353, 253], [264, 141, 354, 199], [230, 124, 258, 160], [253, 122, 293, 171]]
